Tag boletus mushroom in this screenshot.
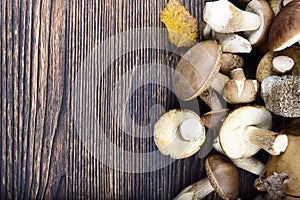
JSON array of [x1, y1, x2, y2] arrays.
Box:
[[255, 118, 300, 199], [223, 68, 259, 104], [203, 0, 261, 33], [154, 109, 205, 159], [261, 75, 300, 117], [268, 0, 300, 51], [174, 154, 240, 200], [219, 105, 288, 159], [173, 40, 228, 110]]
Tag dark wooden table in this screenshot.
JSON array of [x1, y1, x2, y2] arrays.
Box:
[[0, 0, 290, 199]]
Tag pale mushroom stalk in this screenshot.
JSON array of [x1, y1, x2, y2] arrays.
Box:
[[178, 118, 204, 141], [214, 138, 265, 175], [204, 0, 261, 33], [272, 55, 294, 73], [245, 126, 288, 155], [174, 178, 214, 200]]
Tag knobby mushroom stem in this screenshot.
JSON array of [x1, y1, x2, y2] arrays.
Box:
[[245, 126, 288, 155], [175, 178, 214, 200]]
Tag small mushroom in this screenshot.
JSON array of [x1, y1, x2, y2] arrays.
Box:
[[213, 137, 265, 175], [268, 0, 300, 51], [219, 105, 288, 159], [173, 40, 229, 110], [261, 75, 300, 117], [203, 0, 261, 33], [223, 68, 259, 104], [154, 109, 206, 159], [255, 118, 300, 198], [220, 53, 244, 75], [174, 154, 240, 200], [244, 0, 274, 46], [256, 46, 300, 82], [212, 32, 252, 53], [201, 109, 230, 130], [272, 55, 294, 73]]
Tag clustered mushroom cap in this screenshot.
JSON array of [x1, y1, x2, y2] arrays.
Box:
[[173, 40, 222, 101]]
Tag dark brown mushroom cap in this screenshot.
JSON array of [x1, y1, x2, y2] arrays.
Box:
[[205, 154, 240, 200], [268, 0, 300, 51], [261, 75, 300, 117], [173, 40, 222, 101]]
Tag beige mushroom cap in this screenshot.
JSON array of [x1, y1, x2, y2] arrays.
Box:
[[154, 109, 206, 159], [173, 40, 222, 101], [219, 106, 273, 159], [268, 0, 300, 51]]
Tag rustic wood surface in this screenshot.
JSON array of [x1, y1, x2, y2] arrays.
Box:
[[0, 0, 290, 199]]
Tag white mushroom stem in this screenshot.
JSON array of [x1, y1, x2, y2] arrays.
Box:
[[213, 138, 265, 175], [212, 32, 252, 53], [204, 0, 261, 33], [272, 55, 294, 73], [179, 118, 204, 141], [174, 178, 214, 200], [245, 126, 288, 155]]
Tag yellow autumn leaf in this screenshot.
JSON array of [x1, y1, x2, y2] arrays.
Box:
[[161, 0, 199, 47]]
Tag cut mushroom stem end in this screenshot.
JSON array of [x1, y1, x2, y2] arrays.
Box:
[[245, 126, 288, 155], [272, 55, 294, 73], [179, 118, 204, 141]]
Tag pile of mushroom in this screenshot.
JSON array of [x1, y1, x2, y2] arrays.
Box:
[[155, 0, 300, 198]]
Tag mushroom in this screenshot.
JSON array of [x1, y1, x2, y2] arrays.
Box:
[[223, 68, 259, 104], [153, 109, 206, 159], [256, 46, 300, 82], [201, 109, 230, 130], [268, 0, 300, 51], [261, 75, 300, 117], [213, 137, 266, 175], [211, 32, 252, 53], [173, 40, 229, 111], [174, 154, 240, 200], [219, 105, 288, 159], [272, 55, 294, 73], [203, 0, 261, 33], [244, 0, 274, 46], [255, 118, 300, 198], [219, 53, 244, 75]]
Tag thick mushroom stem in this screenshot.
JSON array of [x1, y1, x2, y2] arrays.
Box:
[[230, 68, 246, 80], [204, 0, 261, 33], [179, 118, 204, 141], [213, 138, 265, 175], [174, 177, 214, 200], [272, 55, 294, 73], [199, 88, 225, 111], [245, 126, 288, 155]]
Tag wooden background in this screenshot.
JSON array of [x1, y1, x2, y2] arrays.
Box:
[[0, 0, 290, 199]]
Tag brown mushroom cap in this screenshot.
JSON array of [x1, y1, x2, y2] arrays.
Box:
[[265, 119, 300, 196], [244, 0, 274, 46], [205, 154, 240, 200], [154, 109, 206, 159], [201, 109, 230, 130], [261, 75, 300, 117], [173, 40, 222, 101], [268, 0, 300, 51], [219, 106, 273, 159]]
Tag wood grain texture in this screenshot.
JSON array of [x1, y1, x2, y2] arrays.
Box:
[[0, 0, 290, 199]]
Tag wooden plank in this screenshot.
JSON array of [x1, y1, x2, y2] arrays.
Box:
[[0, 0, 290, 199]]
